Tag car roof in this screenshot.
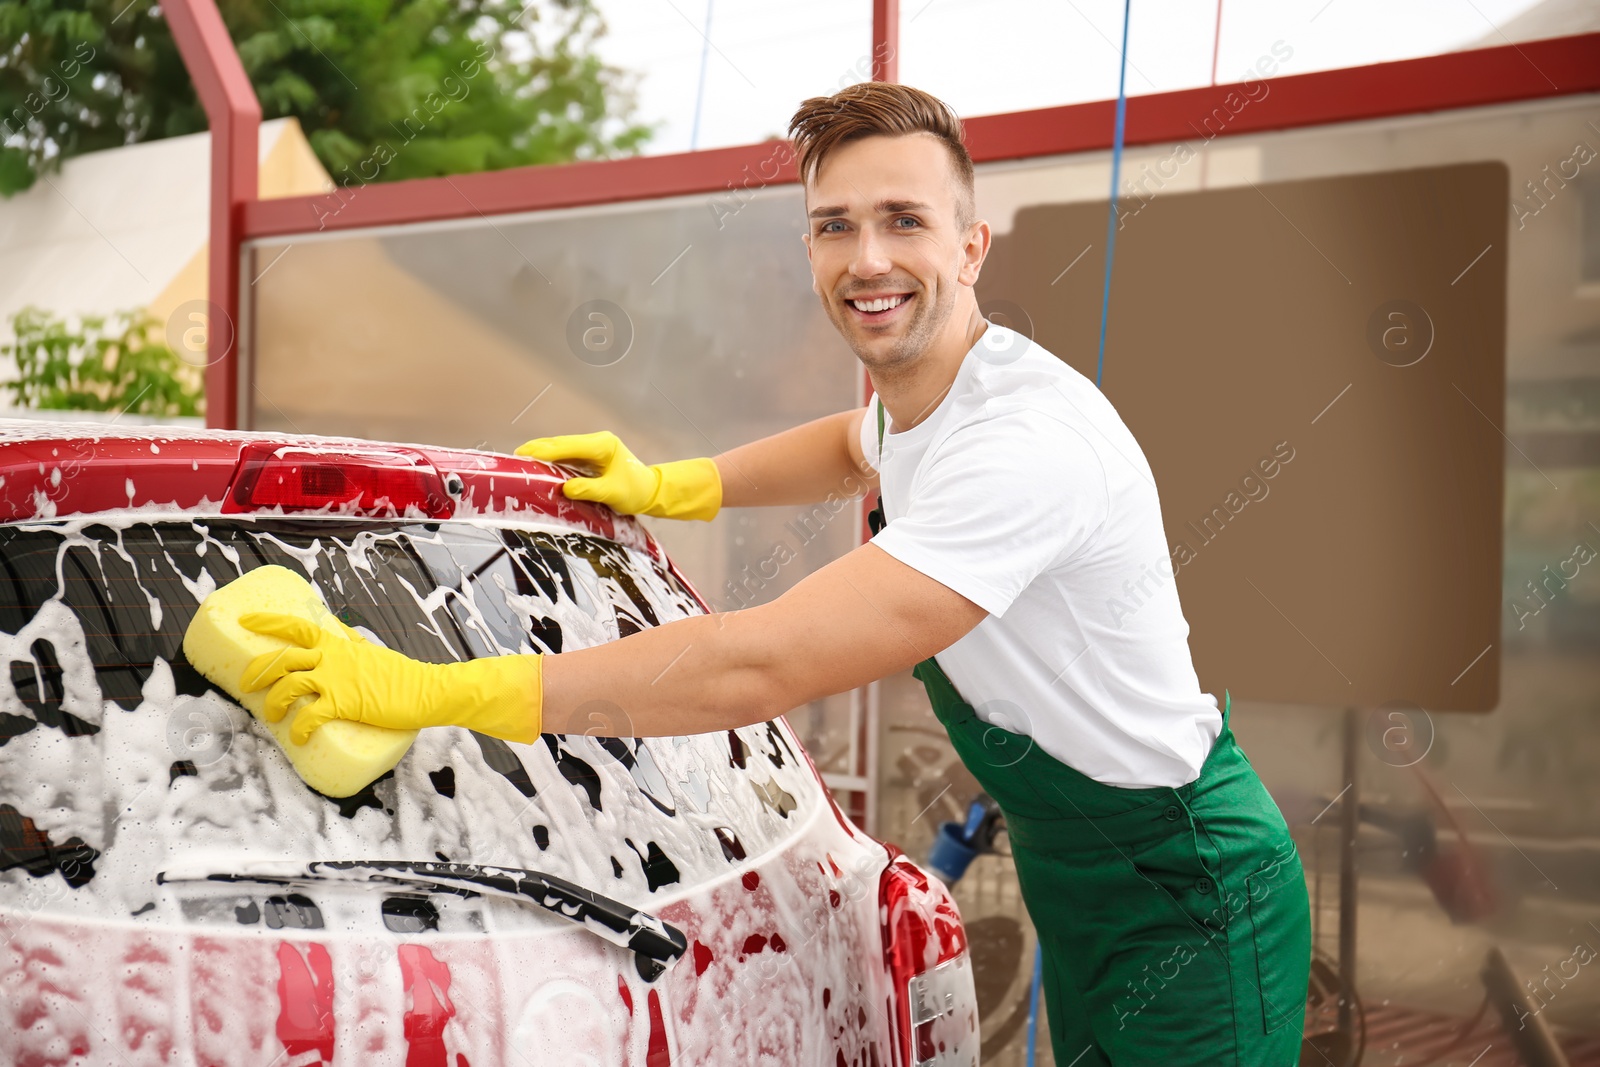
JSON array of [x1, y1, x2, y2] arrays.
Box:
[[4, 422, 575, 527], [0, 418, 705, 609]]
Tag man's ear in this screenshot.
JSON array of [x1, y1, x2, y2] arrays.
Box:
[[958, 218, 992, 288], [802, 231, 819, 294]]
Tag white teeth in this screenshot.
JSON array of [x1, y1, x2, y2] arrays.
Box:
[[850, 295, 908, 313]]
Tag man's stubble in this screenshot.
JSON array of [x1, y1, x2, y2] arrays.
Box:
[[826, 274, 957, 383]]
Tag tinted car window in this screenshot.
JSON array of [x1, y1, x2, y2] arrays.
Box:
[[0, 516, 819, 924]]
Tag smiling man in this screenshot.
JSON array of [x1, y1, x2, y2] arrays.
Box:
[[240, 82, 1311, 1066]]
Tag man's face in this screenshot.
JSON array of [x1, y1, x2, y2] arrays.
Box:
[[802, 133, 984, 371]]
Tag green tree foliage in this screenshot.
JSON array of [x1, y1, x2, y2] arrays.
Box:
[[2, 307, 204, 416], [0, 0, 654, 196]]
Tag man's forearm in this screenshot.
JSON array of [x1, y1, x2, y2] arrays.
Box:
[[536, 537, 985, 741], [714, 408, 875, 509], [539, 611, 780, 737]]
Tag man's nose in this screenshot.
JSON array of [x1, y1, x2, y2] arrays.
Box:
[[849, 225, 893, 279]]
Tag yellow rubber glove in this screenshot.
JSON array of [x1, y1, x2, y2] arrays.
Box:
[[515, 431, 721, 522], [236, 613, 543, 745]]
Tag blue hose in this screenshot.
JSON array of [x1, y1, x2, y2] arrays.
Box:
[[1032, 8, 1135, 1061], [1094, 0, 1134, 392], [1034, 6, 1132, 1059], [688, 0, 714, 151], [1025, 942, 1044, 1065]]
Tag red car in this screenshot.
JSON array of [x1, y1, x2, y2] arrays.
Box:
[[0, 422, 977, 1067]]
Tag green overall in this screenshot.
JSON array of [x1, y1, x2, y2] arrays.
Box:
[[871, 401, 1312, 1066]]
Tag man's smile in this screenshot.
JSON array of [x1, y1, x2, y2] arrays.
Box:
[[845, 292, 913, 321]]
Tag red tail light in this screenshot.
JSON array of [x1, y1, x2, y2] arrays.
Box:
[[224, 443, 456, 519], [879, 844, 976, 1067]]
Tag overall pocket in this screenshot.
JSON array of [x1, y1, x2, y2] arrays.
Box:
[[1124, 816, 1233, 943], [1244, 843, 1312, 1034]]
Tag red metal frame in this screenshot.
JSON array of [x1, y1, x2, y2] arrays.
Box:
[[239, 32, 1600, 244], [165, 0, 259, 432], [164, 10, 1600, 440], [964, 32, 1600, 162]]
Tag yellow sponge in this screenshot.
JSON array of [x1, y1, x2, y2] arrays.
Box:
[[182, 564, 418, 798]]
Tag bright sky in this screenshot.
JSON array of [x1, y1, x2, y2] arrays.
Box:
[[586, 0, 1549, 155]]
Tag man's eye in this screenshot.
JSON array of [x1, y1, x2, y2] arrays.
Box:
[[893, 216, 920, 229], [820, 220, 847, 234]]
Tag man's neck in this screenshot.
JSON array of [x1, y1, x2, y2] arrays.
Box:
[[871, 311, 990, 433]]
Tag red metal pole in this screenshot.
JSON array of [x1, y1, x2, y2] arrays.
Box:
[[872, 0, 899, 83], [165, 0, 260, 430], [866, 0, 898, 463], [1210, 0, 1225, 85], [862, 0, 901, 838]]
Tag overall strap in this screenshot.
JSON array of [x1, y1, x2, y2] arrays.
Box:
[[875, 397, 888, 523], [866, 397, 890, 535], [875, 395, 886, 464]]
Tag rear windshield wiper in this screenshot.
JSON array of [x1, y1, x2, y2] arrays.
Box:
[[157, 859, 687, 980]]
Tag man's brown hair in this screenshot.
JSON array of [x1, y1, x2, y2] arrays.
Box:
[[787, 82, 975, 227]]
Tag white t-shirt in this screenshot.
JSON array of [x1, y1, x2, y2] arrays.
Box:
[[860, 323, 1222, 788]]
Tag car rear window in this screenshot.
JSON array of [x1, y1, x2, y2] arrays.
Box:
[[0, 516, 820, 923]]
